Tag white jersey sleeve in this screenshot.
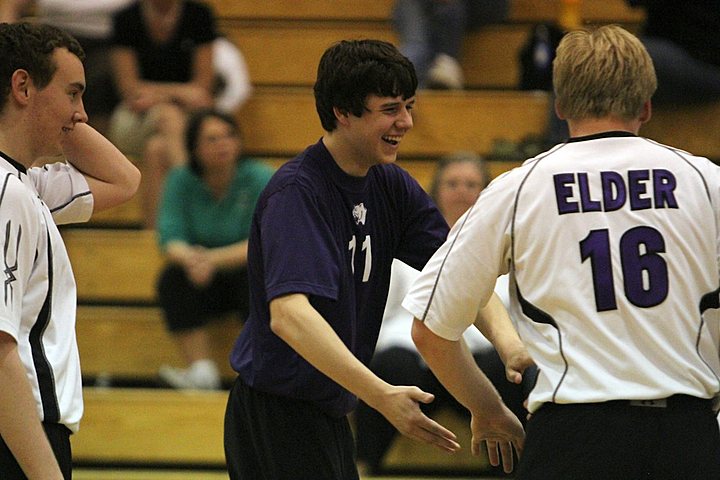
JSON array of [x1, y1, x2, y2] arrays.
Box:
[[28, 162, 93, 225]]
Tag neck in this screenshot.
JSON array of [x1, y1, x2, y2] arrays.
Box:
[[145, 0, 177, 14], [203, 164, 234, 197], [322, 133, 372, 177], [566, 116, 642, 138], [0, 114, 35, 168]]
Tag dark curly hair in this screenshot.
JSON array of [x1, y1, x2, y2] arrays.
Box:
[[314, 39, 417, 132], [0, 22, 85, 111]]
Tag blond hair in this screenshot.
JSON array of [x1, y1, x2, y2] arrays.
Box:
[[553, 25, 656, 121]]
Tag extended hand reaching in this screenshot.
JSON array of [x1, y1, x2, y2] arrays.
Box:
[[375, 384, 461, 453]]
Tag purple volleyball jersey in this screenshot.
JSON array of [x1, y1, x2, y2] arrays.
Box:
[[230, 139, 449, 417]]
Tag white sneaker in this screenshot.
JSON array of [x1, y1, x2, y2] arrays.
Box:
[[159, 359, 221, 390], [427, 53, 465, 90]]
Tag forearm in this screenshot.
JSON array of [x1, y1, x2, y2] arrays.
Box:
[[412, 319, 506, 416], [111, 48, 142, 102], [147, 82, 213, 109], [269, 294, 391, 408], [474, 293, 525, 365], [206, 240, 248, 269], [164, 241, 196, 266], [0, 0, 31, 23], [61, 123, 141, 212], [0, 335, 63, 479]]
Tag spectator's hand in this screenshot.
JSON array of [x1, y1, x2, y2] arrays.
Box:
[[375, 385, 461, 453], [127, 86, 164, 113], [470, 406, 525, 473], [182, 247, 216, 287], [174, 85, 214, 110]]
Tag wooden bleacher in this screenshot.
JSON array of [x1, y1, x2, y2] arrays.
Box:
[[73, 388, 227, 466], [75, 305, 240, 382], [238, 87, 550, 158], [209, 0, 720, 161], [207, 0, 643, 90], [73, 386, 492, 473]]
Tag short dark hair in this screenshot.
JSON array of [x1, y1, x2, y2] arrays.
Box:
[[0, 22, 85, 111], [313, 39, 417, 132], [185, 108, 242, 176]]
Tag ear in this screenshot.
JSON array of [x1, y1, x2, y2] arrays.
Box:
[[333, 106, 350, 127], [638, 99, 652, 124], [10, 69, 32, 106], [554, 98, 566, 120]]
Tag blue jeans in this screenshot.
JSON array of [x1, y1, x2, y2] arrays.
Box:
[[392, 0, 509, 85]]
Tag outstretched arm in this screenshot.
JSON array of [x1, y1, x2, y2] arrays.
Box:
[[412, 317, 525, 473], [60, 123, 141, 212], [269, 293, 460, 452]]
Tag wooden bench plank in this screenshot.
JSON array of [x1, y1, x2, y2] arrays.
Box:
[[62, 229, 163, 304], [238, 87, 550, 158], [74, 388, 489, 472], [640, 102, 720, 161], [76, 306, 240, 381], [73, 388, 227, 465], [75, 470, 229, 480], [263, 158, 521, 191], [206, 0, 644, 24], [81, 158, 522, 229], [224, 21, 529, 89]]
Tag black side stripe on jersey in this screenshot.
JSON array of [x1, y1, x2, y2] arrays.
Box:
[[28, 228, 60, 423], [516, 284, 557, 328], [49, 190, 92, 214], [697, 287, 720, 389], [699, 287, 720, 313], [517, 284, 570, 402]]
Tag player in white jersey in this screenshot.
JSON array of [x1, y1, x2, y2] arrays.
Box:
[[0, 23, 140, 479], [405, 25, 720, 479]]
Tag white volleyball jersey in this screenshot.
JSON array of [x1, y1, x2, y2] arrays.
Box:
[[403, 132, 720, 413], [0, 153, 93, 432]]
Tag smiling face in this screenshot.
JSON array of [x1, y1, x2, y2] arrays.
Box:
[[27, 47, 87, 158], [342, 94, 415, 171]]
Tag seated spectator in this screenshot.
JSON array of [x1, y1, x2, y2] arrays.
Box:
[[354, 152, 533, 476], [626, 0, 720, 105], [155, 109, 273, 390], [392, 0, 509, 89], [0, 0, 135, 134], [108, 0, 219, 228]]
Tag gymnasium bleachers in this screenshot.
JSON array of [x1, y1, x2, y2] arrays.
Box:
[[69, 0, 720, 478]]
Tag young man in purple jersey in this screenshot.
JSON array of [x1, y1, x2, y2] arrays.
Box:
[[407, 25, 720, 480], [223, 39, 527, 479]]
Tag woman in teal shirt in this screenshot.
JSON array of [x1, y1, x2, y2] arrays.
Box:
[[156, 109, 273, 390]]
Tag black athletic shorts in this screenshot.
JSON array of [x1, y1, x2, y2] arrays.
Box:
[[515, 395, 720, 480], [224, 376, 359, 480]]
